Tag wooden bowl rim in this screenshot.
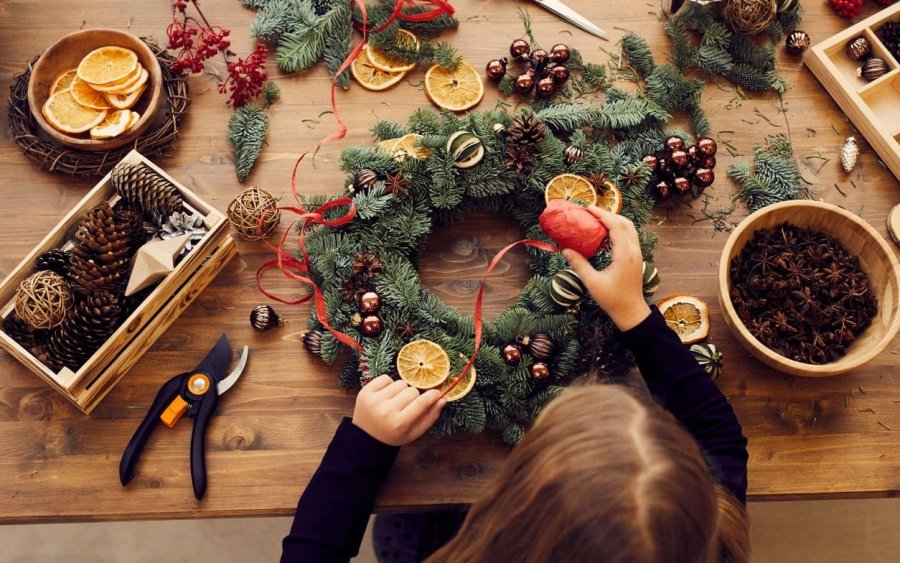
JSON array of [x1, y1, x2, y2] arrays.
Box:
[[718, 199, 900, 376], [26, 28, 163, 151]]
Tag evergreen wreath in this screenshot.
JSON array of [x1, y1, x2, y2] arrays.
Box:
[[294, 65, 715, 442]]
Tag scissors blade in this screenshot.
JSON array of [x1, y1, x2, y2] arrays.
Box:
[[531, 0, 609, 40], [193, 333, 233, 381], [216, 345, 249, 395]]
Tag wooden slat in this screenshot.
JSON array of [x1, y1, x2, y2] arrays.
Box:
[[0, 0, 898, 524]]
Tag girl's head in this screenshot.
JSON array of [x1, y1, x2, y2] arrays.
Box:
[[428, 385, 748, 563]]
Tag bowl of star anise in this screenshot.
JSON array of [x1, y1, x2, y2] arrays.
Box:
[[718, 200, 900, 377]]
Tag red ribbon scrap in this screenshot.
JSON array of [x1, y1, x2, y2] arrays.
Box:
[[256, 0, 564, 397]]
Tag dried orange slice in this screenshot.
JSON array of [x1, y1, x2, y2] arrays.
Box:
[[49, 68, 77, 95], [391, 133, 431, 161], [42, 90, 108, 134], [351, 48, 407, 91], [594, 178, 623, 214], [424, 61, 484, 112], [436, 365, 476, 402], [396, 339, 451, 389], [77, 46, 139, 86], [657, 295, 711, 345], [367, 29, 419, 73], [544, 173, 598, 206], [93, 67, 147, 94], [90, 109, 132, 139], [104, 83, 147, 110], [89, 63, 142, 92], [70, 76, 110, 110], [375, 138, 400, 154], [125, 110, 140, 129]]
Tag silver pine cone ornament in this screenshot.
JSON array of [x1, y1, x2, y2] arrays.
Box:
[[159, 211, 207, 260], [841, 137, 859, 173]]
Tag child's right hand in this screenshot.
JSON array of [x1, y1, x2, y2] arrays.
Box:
[[352, 374, 446, 446], [562, 207, 652, 332]]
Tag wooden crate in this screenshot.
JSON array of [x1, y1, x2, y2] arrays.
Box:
[[806, 3, 900, 181], [0, 150, 237, 413]]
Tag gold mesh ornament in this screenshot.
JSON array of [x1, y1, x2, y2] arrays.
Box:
[[227, 186, 281, 240]]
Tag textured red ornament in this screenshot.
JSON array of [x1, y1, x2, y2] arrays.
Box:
[[539, 200, 609, 257]]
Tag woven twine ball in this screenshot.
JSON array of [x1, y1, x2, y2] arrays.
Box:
[[723, 0, 777, 36], [14, 271, 73, 329], [227, 186, 281, 240]]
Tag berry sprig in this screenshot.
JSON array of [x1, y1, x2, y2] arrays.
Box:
[[219, 44, 269, 108], [828, 0, 866, 18], [167, 0, 270, 108]]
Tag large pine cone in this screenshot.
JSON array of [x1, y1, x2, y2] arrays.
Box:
[[111, 161, 184, 227], [882, 21, 900, 60], [506, 113, 547, 150], [69, 203, 132, 295], [2, 313, 44, 352], [44, 290, 122, 372], [504, 145, 535, 175], [115, 206, 150, 250]]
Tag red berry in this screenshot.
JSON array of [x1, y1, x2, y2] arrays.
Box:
[[828, 0, 864, 18]]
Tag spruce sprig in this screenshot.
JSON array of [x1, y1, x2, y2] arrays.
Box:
[[227, 104, 269, 182]]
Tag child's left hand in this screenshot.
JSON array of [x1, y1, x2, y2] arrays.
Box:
[[351, 374, 446, 446]]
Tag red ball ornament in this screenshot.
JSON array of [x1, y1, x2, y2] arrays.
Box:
[[502, 343, 523, 365], [670, 149, 689, 170], [530, 362, 550, 379], [359, 291, 381, 314], [673, 176, 691, 195], [686, 145, 700, 164], [549, 44, 571, 64], [360, 315, 383, 337], [654, 179, 673, 200], [642, 154, 659, 173], [665, 136, 685, 152], [693, 168, 715, 188], [510, 39, 531, 60], [550, 64, 570, 84], [485, 58, 508, 81], [696, 137, 718, 157], [539, 200, 609, 257], [513, 73, 534, 94], [535, 75, 556, 98], [529, 49, 550, 69], [700, 156, 716, 170]]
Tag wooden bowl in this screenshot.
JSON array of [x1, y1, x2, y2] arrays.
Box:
[[27, 28, 162, 151], [718, 200, 900, 377]]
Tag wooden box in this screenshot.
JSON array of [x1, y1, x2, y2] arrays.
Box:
[[0, 151, 237, 413], [806, 3, 900, 181]]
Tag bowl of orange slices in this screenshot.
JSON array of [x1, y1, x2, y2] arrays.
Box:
[[27, 28, 162, 151]]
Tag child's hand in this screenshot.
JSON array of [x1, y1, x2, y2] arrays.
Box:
[[562, 207, 651, 331], [352, 375, 446, 446]]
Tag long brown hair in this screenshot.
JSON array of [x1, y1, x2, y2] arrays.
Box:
[[427, 385, 749, 562]]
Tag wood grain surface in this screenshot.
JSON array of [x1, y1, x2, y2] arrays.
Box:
[[0, 0, 898, 523]]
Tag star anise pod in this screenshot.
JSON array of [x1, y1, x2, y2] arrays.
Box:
[[382, 171, 410, 198], [617, 165, 645, 191], [396, 321, 417, 340], [341, 276, 368, 303], [503, 146, 534, 175], [352, 252, 383, 277], [586, 171, 610, 191]]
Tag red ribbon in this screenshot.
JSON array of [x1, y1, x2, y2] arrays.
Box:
[[439, 240, 559, 399]]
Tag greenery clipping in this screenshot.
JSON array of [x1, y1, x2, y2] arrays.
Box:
[[664, 2, 803, 94], [727, 134, 802, 212], [228, 103, 269, 182], [296, 37, 728, 441], [242, 0, 458, 88]]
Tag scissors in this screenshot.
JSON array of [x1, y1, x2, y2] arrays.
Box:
[[119, 334, 249, 500], [529, 0, 608, 40]]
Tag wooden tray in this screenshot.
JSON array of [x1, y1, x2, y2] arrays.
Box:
[[0, 150, 237, 413], [806, 3, 900, 181]]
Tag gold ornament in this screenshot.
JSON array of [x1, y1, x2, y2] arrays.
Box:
[[227, 186, 281, 240], [15, 271, 73, 329], [840, 137, 859, 173]]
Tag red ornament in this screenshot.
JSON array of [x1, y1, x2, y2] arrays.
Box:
[[673, 177, 691, 194], [510, 39, 531, 60], [539, 200, 609, 257], [665, 136, 685, 152], [359, 291, 381, 314], [693, 168, 715, 188], [550, 64, 570, 84], [670, 149, 689, 170], [535, 75, 556, 98], [549, 44, 571, 64], [513, 73, 534, 94], [686, 145, 700, 164], [829, 0, 864, 18], [360, 315, 383, 337], [502, 343, 523, 365], [485, 58, 508, 81], [529, 49, 550, 69], [642, 154, 659, 173], [530, 362, 550, 379], [696, 137, 718, 157]]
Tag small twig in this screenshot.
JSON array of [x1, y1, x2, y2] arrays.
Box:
[[878, 421, 891, 430]]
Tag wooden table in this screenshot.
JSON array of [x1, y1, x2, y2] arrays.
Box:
[[0, 0, 897, 524]]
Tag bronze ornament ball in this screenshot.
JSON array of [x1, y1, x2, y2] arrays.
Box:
[[529, 49, 549, 69], [360, 315, 383, 337], [673, 176, 691, 195], [513, 73, 534, 95], [510, 39, 530, 60], [696, 137, 718, 157], [665, 136, 685, 152], [485, 58, 507, 81], [502, 343, 523, 365], [693, 168, 715, 188], [528, 333, 556, 360], [302, 329, 323, 356], [549, 44, 571, 64], [530, 362, 550, 379], [785, 30, 810, 54], [535, 76, 556, 98], [227, 186, 281, 241], [359, 291, 382, 314], [550, 64, 570, 85]]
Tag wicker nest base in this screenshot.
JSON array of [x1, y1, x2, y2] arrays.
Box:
[[8, 39, 189, 178]]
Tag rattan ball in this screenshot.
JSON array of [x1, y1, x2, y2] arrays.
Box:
[[14, 271, 73, 329], [723, 0, 777, 36], [227, 186, 281, 240]]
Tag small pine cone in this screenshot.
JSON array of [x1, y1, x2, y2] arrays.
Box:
[[111, 161, 184, 227], [881, 21, 900, 61], [69, 204, 131, 295], [2, 313, 44, 351], [35, 249, 71, 277], [506, 113, 547, 150], [504, 145, 535, 175], [352, 252, 384, 277], [115, 206, 149, 250], [44, 290, 122, 372]]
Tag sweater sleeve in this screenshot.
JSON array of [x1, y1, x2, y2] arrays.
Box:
[[281, 417, 400, 563], [618, 307, 749, 504]]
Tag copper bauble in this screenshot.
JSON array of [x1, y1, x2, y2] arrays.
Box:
[[510, 39, 530, 60], [693, 168, 715, 188], [302, 329, 323, 356], [786, 30, 810, 54], [550, 64, 570, 84], [360, 315, 383, 337], [700, 156, 717, 170], [359, 291, 381, 314], [686, 144, 700, 164], [529, 49, 549, 69], [535, 75, 556, 98], [513, 73, 534, 94], [485, 58, 508, 81], [696, 137, 718, 157], [846, 37, 871, 61], [670, 149, 689, 170], [642, 154, 659, 173], [530, 362, 550, 380], [654, 179, 673, 199], [665, 136, 685, 152], [549, 43, 571, 64], [352, 168, 380, 193], [673, 176, 691, 195], [502, 343, 523, 365]]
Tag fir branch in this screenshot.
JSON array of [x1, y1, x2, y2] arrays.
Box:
[[263, 81, 280, 107], [227, 104, 269, 181], [728, 134, 801, 212], [621, 32, 656, 78], [322, 3, 352, 88]]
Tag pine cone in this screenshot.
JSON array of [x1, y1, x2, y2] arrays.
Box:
[[44, 290, 122, 372], [881, 21, 900, 61], [35, 249, 71, 277], [115, 206, 149, 250], [111, 161, 184, 227], [2, 313, 45, 351], [159, 211, 207, 260], [506, 113, 547, 150], [504, 145, 535, 174], [352, 252, 383, 277], [69, 204, 131, 295]]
